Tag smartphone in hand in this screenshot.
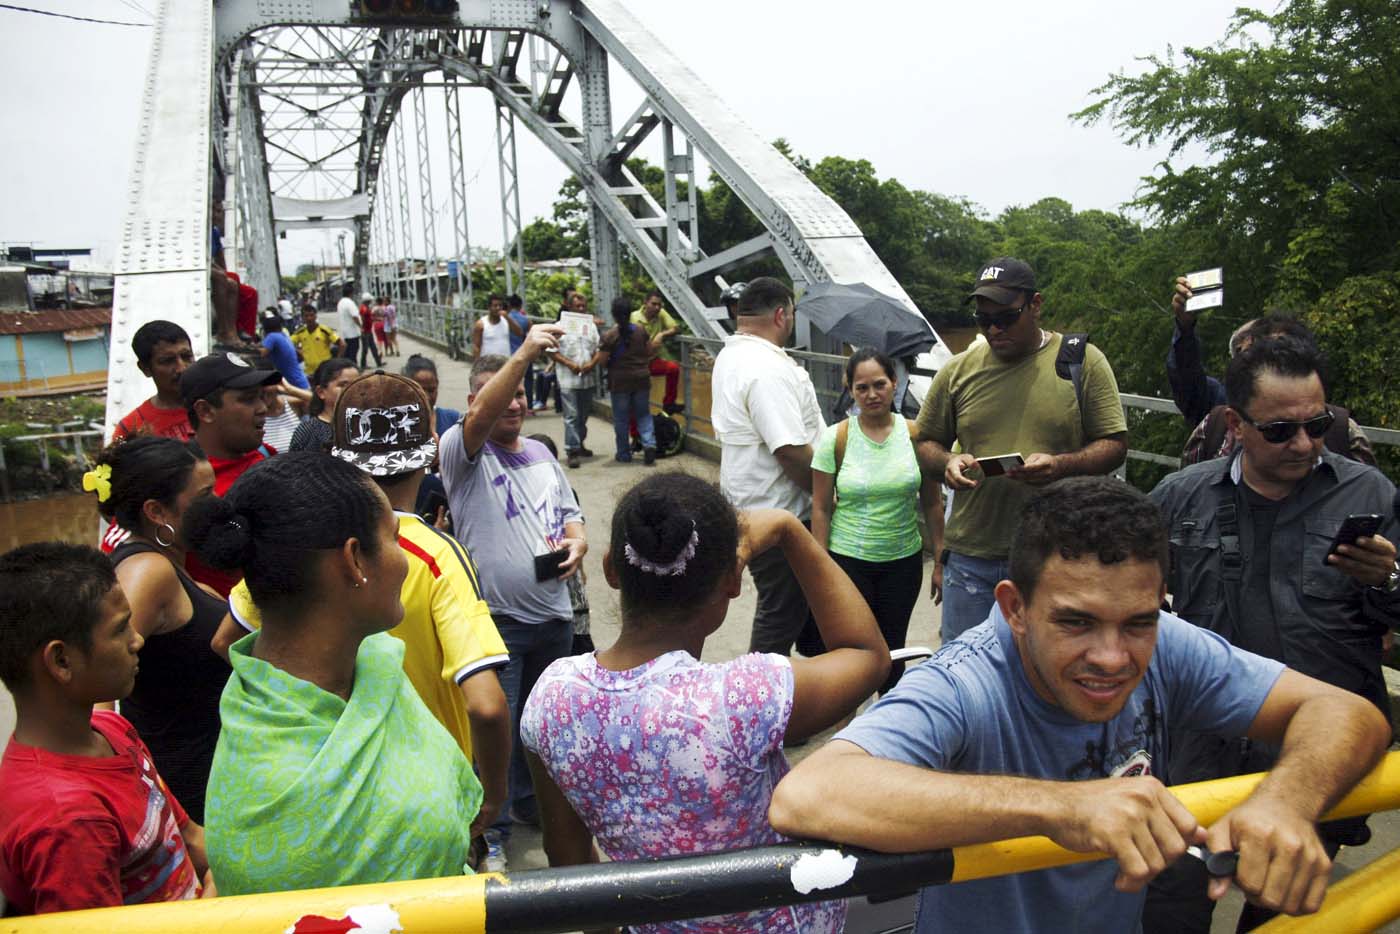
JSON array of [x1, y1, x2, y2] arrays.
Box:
[[1325, 514, 1383, 567], [534, 549, 569, 582], [975, 453, 1025, 478]]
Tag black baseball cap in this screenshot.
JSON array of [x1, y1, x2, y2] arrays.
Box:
[[179, 352, 281, 407], [968, 257, 1037, 305]]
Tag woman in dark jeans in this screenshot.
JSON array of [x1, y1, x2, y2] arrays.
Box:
[[598, 296, 658, 465], [88, 435, 231, 822], [809, 347, 944, 693]]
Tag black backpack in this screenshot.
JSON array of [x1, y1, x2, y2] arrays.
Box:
[[652, 412, 685, 458], [1055, 332, 1089, 411]]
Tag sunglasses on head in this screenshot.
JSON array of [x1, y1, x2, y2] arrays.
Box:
[[1234, 408, 1335, 444], [974, 303, 1027, 331]]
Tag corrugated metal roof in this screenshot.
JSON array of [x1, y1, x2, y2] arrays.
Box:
[[0, 307, 112, 336]]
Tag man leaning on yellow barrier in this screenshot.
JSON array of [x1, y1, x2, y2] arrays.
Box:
[[770, 476, 1390, 934]]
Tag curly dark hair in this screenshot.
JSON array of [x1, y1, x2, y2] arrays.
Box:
[[611, 473, 739, 619], [1008, 477, 1168, 603]]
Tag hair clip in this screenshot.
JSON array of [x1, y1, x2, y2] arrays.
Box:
[[227, 516, 248, 534], [82, 464, 112, 503], [624, 524, 699, 577]]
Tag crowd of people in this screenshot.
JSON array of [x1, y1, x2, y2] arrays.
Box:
[[0, 259, 1396, 934]]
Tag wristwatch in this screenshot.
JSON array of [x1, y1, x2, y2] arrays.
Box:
[[1374, 561, 1400, 594]]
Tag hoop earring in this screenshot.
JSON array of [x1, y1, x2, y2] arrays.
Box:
[[155, 523, 177, 548]]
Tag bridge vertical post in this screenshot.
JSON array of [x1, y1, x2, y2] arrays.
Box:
[[393, 115, 416, 303], [444, 75, 474, 309], [495, 105, 525, 296], [412, 84, 441, 306], [578, 30, 620, 317], [106, 0, 215, 438], [233, 61, 281, 308]]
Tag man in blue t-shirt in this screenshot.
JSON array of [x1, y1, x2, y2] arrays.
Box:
[[259, 312, 310, 389], [770, 477, 1389, 934]]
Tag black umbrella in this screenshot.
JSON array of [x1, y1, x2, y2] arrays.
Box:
[[796, 281, 935, 358]]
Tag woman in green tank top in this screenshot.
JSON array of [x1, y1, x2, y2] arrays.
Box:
[[811, 348, 945, 693]]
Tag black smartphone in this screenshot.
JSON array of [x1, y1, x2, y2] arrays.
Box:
[[534, 548, 569, 582], [419, 488, 450, 527], [1325, 514, 1383, 566]]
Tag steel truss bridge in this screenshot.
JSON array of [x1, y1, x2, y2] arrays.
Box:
[[103, 0, 948, 430]]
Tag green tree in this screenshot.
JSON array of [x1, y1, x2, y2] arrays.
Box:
[[1074, 0, 1400, 312]]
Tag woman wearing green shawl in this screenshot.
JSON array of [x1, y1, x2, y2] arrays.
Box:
[[184, 452, 481, 895]]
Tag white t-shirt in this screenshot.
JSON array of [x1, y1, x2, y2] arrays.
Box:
[[336, 297, 362, 338], [710, 333, 825, 518], [480, 316, 512, 357]]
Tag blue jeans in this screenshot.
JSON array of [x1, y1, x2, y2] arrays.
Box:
[[560, 386, 594, 452], [490, 616, 573, 839], [940, 551, 1009, 644], [610, 389, 655, 459]]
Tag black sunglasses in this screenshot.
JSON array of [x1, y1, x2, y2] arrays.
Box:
[[974, 303, 1027, 331], [1234, 408, 1334, 444]]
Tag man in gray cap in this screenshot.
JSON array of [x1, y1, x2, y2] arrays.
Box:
[[914, 257, 1129, 642]]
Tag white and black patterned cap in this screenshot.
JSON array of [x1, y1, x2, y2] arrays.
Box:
[[330, 372, 438, 476]]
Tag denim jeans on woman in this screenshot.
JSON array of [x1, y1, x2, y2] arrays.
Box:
[[939, 551, 1010, 644], [609, 389, 655, 460]]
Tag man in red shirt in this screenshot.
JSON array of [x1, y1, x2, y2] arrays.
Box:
[[358, 292, 383, 368], [179, 353, 280, 594], [112, 321, 197, 442], [0, 543, 211, 915]]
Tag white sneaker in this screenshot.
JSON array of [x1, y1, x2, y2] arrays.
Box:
[[483, 830, 507, 873]]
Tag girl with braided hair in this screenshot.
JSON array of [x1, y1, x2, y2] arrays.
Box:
[[521, 472, 888, 933]]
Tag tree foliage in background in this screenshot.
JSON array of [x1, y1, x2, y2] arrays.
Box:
[[1076, 0, 1400, 475]]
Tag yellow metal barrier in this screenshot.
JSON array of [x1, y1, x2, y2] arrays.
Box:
[[951, 751, 1400, 884], [0, 873, 494, 934], [5, 752, 1399, 934], [1255, 847, 1400, 933]]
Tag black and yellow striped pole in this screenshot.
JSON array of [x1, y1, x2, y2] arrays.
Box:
[[5, 752, 1399, 934]]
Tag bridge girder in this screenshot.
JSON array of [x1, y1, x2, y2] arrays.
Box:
[[107, 0, 943, 434]]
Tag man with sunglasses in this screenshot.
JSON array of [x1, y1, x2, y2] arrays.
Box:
[[1145, 334, 1399, 934], [915, 257, 1128, 642]]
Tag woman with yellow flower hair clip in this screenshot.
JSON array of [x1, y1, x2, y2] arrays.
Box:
[[88, 436, 232, 823]]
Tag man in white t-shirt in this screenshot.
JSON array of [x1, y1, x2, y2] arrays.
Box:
[[335, 284, 363, 365], [710, 276, 826, 654]]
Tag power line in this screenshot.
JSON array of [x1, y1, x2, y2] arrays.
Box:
[[0, 2, 150, 26], [115, 0, 153, 20]]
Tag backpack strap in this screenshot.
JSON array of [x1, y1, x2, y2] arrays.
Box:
[[1054, 333, 1089, 412], [1198, 405, 1231, 464], [1324, 403, 1350, 459], [834, 419, 850, 484]]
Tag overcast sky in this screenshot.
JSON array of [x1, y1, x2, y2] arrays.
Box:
[[0, 0, 1241, 272]]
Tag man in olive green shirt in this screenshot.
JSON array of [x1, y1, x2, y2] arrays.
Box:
[[916, 257, 1127, 642], [630, 290, 684, 415]]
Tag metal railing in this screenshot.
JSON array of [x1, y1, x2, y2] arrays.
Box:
[[672, 337, 1400, 474], [9, 753, 1400, 934], [0, 422, 104, 501]]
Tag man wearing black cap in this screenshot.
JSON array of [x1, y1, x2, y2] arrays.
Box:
[[915, 257, 1128, 642], [179, 353, 281, 596]]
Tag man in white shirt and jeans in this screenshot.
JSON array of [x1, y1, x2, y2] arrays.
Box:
[[335, 283, 363, 365], [711, 277, 827, 654]]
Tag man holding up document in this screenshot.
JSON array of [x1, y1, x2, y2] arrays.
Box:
[[915, 257, 1128, 642]]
